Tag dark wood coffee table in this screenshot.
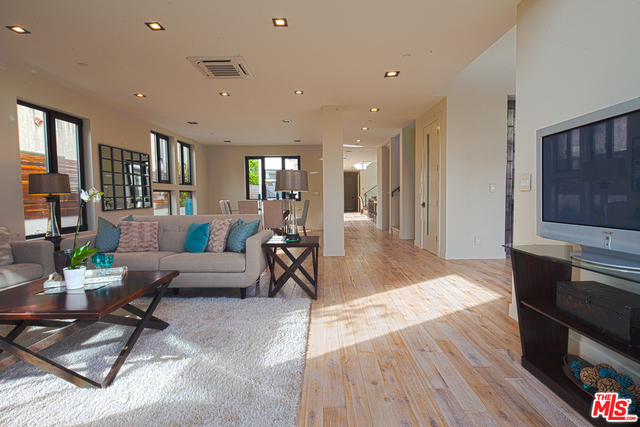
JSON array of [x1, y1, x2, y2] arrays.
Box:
[[0, 270, 178, 388]]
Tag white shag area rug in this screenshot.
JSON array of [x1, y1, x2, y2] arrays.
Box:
[[0, 297, 311, 427]]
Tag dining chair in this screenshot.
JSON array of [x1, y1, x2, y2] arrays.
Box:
[[296, 199, 310, 236], [219, 200, 230, 214], [262, 200, 287, 235], [237, 200, 259, 214]]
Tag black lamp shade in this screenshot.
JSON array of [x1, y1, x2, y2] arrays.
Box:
[[28, 173, 71, 196]]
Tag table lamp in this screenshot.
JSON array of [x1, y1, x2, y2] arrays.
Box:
[[275, 170, 308, 241], [28, 173, 71, 247]]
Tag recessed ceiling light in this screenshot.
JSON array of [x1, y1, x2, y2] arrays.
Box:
[[134, 93, 146, 98], [145, 22, 165, 31], [384, 71, 400, 78], [370, 108, 380, 112], [294, 139, 301, 143], [78, 63, 89, 67], [220, 92, 230, 97], [356, 139, 361, 142], [6, 26, 30, 34], [282, 119, 292, 123], [362, 127, 369, 130], [272, 18, 288, 27], [224, 140, 232, 143], [187, 121, 198, 125], [294, 90, 303, 95]]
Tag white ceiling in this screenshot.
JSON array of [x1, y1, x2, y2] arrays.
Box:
[[0, 0, 518, 170]]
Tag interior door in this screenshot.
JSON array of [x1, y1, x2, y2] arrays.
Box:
[[344, 173, 359, 212], [421, 120, 440, 255]]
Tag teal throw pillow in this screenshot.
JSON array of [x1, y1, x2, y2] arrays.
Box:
[[225, 219, 261, 253], [95, 215, 133, 253], [183, 222, 210, 253]]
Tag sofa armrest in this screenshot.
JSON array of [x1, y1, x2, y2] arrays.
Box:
[[244, 229, 274, 278], [11, 240, 55, 277]]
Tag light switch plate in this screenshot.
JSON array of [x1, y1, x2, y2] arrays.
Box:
[[313, 190, 320, 196], [519, 174, 532, 192]]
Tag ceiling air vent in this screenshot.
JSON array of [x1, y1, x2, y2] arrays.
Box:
[[187, 56, 254, 79]]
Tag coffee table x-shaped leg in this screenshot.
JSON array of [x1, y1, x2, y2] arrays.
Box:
[[0, 280, 171, 388]]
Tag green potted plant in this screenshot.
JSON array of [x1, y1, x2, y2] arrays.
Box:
[[63, 188, 102, 290]]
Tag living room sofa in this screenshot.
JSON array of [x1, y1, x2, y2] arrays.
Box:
[[61, 214, 273, 298], [0, 240, 55, 291]]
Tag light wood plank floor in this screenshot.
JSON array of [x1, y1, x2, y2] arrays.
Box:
[[174, 213, 591, 426]]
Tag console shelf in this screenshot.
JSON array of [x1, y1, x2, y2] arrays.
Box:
[[508, 244, 640, 426]]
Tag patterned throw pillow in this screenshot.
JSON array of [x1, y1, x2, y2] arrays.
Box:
[[183, 222, 210, 253], [206, 219, 233, 253], [0, 226, 13, 266], [225, 219, 261, 253], [95, 215, 133, 252], [116, 221, 159, 252]]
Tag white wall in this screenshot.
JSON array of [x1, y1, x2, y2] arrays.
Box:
[[389, 134, 400, 228], [400, 123, 415, 240], [359, 163, 377, 199], [436, 26, 516, 259], [205, 144, 323, 231], [0, 61, 207, 240], [515, 0, 640, 376]]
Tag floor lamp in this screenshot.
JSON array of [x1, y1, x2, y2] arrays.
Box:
[[28, 173, 71, 250], [275, 170, 308, 242]]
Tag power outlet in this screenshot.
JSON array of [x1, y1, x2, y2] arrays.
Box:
[[605, 235, 611, 250], [474, 237, 481, 245]]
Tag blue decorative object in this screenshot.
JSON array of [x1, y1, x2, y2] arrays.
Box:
[[225, 219, 260, 253], [185, 199, 193, 215], [183, 222, 210, 253], [600, 368, 616, 379], [95, 215, 133, 252], [616, 374, 634, 389], [571, 360, 583, 378]]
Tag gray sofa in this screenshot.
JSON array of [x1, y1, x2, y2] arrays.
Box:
[[61, 214, 273, 298], [0, 240, 55, 290]]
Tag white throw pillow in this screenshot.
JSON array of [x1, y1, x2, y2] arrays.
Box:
[[0, 226, 14, 266]]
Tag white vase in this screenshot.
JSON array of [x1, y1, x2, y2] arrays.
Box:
[[63, 266, 86, 290]]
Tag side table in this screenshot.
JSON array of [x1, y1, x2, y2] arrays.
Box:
[[262, 235, 319, 299]]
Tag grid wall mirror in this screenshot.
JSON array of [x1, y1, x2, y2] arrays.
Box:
[[99, 144, 152, 211]]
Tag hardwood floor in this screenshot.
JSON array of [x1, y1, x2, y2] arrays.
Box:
[[296, 213, 590, 427], [173, 213, 590, 426]]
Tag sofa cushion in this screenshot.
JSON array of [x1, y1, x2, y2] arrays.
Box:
[[0, 226, 13, 266], [95, 215, 133, 252], [225, 219, 261, 253], [110, 251, 175, 271], [159, 252, 246, 273], [0, 263, 42, 289], [117, 221, 159, 252], [206, 219, 233, 253], [183, 222, 210, 253]]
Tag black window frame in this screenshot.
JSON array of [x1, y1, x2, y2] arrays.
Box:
[[244, 156, 301, 201], [151, 131, 171, 184], [177, 141, 192, 185], [18, 100, 87, 238]]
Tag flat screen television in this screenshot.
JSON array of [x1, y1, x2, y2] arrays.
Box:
[[537, 97, 640, 271]]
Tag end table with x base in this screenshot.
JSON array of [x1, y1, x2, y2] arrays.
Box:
[[262, 235, 319, 299]]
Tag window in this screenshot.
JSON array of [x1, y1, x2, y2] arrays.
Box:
[[17, 101, 86, 238], [245, 156, 300, 200], [180, 191, 194, 215], [150, 131, 170, 183], [177, 141, 192, 185], [153, 191, 171, 215]]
